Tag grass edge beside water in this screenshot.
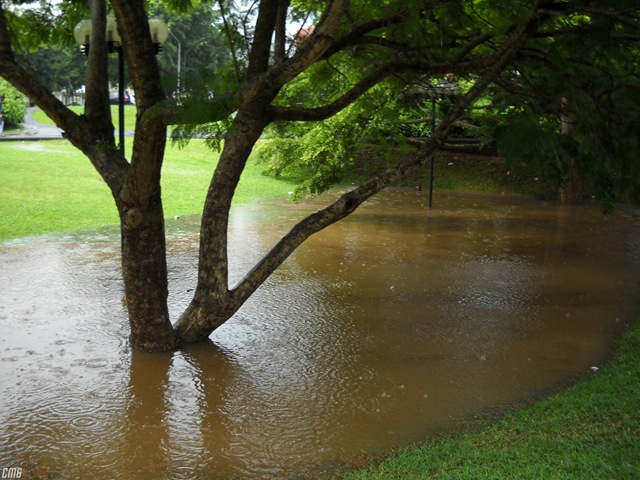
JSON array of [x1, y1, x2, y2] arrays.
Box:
[[340, 318, 640, 479]]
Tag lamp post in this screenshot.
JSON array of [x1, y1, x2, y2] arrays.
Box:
[[426, 80, 460, 208], [168, 30, 182, 98], [74, 16, 169, 156]]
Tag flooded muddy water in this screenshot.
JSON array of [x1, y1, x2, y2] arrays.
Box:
[[1, 190, 639, 479]]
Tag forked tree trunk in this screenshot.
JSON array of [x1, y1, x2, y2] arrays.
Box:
[[173, 3, 550, 345]]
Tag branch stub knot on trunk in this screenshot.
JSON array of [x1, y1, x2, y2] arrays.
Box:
[[126, 208, 143, 228]]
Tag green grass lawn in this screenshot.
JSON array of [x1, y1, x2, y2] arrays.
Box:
[[0, 137, 528, 241], [0, 139, 299, 240]]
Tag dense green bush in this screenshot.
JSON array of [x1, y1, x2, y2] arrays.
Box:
[[0, 78, 26, 128]]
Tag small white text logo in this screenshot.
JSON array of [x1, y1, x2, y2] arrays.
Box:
[[1, 467, 22, 479]]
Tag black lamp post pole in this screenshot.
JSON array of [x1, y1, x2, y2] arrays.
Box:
[[75, 17, 169, 158], [117, 48, 125, 156], [429, 96, 436, 208]]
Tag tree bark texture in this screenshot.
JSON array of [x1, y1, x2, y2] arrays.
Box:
[[120, 191, 177, 351]]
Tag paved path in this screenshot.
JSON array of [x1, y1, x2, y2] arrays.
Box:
[[0, 108, 64, 141], [0, 107, 134, 141], [0, 108, 62, 141]]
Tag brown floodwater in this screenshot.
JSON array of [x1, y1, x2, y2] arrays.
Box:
[[1, 190, 639, 479]]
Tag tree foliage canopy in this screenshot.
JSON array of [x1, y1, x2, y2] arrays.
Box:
[[477, 0, 640, 207], [260, 0, 640, 206]]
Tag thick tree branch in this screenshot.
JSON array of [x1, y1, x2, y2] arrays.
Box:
[[266, 53, 500, 123], [273, 0, 290, 63], [111, 0, 168, 207], [111, 0, 164, 109], [319, 12, 408, 58], [83, 0, 113, 141], [452, 32, 496, 62], [285, 0, 349, 67], [246, 0, 280, 79], [267, 66, 392, 122], [212, 0, 349, 112]]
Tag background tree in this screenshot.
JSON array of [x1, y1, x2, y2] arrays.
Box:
[[149, 1, 230, 97], [1, 0, 638, 352], [15, 46, 86, 94], [4, 0, 87, 94], [479, 0, 640, 209]]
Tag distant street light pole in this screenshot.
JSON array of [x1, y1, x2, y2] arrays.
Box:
[[168, 30, 182, 98], [74, 16, 169, 157], [427, 80, 460, 208]]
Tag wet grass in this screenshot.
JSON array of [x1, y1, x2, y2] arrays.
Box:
[[0, 139, 299, 240], [339, 318, 640, 480], [0, 141, 117, 239]]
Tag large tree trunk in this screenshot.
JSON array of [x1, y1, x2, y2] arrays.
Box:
[[120, 190, 177, 351], [116, 103, 177, 352], [110, 0, 178, 351]]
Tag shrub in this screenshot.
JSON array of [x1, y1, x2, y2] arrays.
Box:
[[0, 78, 27, 128]]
